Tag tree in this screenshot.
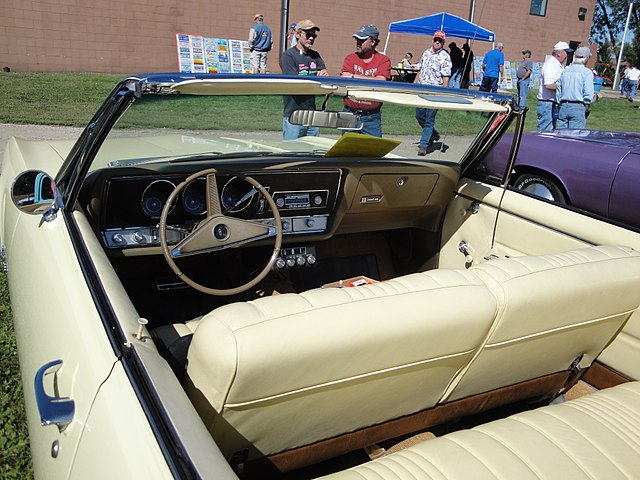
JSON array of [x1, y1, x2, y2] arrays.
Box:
[[592, 1, 640, 69]]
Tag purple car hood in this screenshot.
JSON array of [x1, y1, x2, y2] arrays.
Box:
[[539, 130, 640, 152]]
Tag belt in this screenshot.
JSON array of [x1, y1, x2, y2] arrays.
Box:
[[346, 107, 381, 116], [560, 100, 586, 105], [538, 99, 556, 103]]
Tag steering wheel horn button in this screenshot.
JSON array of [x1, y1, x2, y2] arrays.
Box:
[[214, 223, 230, 240]]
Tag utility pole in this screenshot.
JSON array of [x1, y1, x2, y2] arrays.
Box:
[[613, 1, 634, 90], [280, 0, 290, 54]]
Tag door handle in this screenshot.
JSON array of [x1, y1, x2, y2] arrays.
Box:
[[34, 360, 75, 432]]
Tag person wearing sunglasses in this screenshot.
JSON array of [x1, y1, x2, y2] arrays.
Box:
[[414, 30, 451, 156], [280, 19, 328, 140]]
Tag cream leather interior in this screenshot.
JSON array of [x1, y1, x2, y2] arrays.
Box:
[[186, 269, 497, 459], [442, 245, 640, 402], [185, 245, 640, 463], [320, 381, 640, 480]]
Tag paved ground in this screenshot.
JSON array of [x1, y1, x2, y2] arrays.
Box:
[[0, 123, 83, 161]]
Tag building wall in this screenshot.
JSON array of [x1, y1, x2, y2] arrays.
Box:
[[1, 0, 595, 74]]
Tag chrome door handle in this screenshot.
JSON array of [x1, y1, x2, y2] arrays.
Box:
[[34, 360, 75, 431]]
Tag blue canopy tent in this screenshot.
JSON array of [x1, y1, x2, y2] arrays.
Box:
[[382, 12, 495, 54]]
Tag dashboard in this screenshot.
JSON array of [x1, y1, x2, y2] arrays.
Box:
[[91, 169, 343, 250]]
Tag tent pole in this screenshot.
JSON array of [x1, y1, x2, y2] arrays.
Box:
[[382, 24, 391, 55]]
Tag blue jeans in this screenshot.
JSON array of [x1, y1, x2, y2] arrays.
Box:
[[479, 76, 499, 92], [536, 100, 556, 132], [415, 108, 438, 147], [627, 80, 638, 100], [517, 78, 530, 108], [449, 68, 462, 88], [282, 117, 320, 140], [343, 107, 382, 137], [557, 103, 587, 129]]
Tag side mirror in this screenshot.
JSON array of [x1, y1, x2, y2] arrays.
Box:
[[288, 110, 363, 131], [12, 170, 55, 214]]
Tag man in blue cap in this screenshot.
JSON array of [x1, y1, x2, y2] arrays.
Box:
[[340, 24, 391, 137]]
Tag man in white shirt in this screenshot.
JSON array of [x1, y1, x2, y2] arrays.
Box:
[[624, 65, 640, 102], [537, 41, 572, 132]]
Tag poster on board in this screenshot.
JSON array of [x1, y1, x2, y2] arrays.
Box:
[[177, 34, 247, 74]]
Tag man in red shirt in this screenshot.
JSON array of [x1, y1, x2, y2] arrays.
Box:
[[340, 24, 391, 137]]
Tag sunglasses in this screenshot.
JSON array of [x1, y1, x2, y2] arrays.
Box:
[[433, 38, 444, 43], [300, 30, 318, 38]]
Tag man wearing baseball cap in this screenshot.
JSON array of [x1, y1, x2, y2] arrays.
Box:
[[516, 50, 533, 108], [479, 42, 504, 93], [248, 14, 273, 74], [556, 46, 594, 129], [537, 41, 573, 131], [340, 24, 391, 137], [413, 30, 451, 155], [280, 20, 328, 140]]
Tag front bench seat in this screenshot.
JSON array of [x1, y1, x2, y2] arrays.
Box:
[[185, 269, 497, 463], [441, 245, 640, 403], [320, 380, 640, 480]]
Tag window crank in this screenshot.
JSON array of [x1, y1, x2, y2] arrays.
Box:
[[458, 241, 474, 264]]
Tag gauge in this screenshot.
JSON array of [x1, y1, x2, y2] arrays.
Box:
[[182, 177, 207, 216], [220, 176, 256, 213], [141, 180, 176, 218]]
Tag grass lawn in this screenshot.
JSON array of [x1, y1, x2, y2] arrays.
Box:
[[1, 72, 639, 132], [0, 71, 638, 478]]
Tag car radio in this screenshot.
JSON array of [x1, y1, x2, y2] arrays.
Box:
[[273, 190, 328, 210]]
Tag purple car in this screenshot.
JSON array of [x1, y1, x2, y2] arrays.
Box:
[[484, 129, 640, 229]]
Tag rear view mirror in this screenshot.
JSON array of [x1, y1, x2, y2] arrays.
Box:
[[288, 110, 363, 131]]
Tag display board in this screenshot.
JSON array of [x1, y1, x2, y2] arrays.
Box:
[[177, 34, 251, 74], [473, 56, 542, 90]]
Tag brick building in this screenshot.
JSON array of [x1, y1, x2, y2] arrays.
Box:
[[1, 0, 595, 75]]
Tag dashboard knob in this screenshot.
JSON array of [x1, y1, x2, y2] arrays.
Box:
[[305, 254, 316, 265], [282, 220, 290, 231], [132, 231, 145, 243], [275, 258, 286, 269], [296, 256, 306, 266], [276, 197, 285, 208], [305, 218, 315, 228], [112, 233, 125, 244], [313, 195, 323, 206], [286, 257, 296, 268]]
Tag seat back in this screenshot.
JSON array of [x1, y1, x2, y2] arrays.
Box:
[[441, 245, 640, 403], [186, 269, 497, 460]]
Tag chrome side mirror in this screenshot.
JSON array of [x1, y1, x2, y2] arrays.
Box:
[[11, 170, 55, 214]]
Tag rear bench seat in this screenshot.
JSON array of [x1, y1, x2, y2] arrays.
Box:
[[184, 245, 640, 470], [320, 380, 640, 480]]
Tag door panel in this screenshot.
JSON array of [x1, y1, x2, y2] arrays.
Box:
[[441, 178, 640, 380]]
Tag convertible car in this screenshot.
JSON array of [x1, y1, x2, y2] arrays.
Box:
[[1, 74, 640, 479], [485, 130, 640, 230]]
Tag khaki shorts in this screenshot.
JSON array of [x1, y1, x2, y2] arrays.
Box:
[[251, 50, 268, 70]]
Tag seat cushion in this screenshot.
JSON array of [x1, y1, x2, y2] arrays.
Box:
[[186, 269, 497, 459], [321, 381, 640, 480]]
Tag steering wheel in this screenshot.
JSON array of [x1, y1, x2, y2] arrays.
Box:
[[159, 168, 282, 296]]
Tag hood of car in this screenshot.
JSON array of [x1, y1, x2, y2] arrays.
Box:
[[536, 130, 640, 151]]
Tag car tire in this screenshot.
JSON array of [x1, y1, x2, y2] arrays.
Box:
[[513, 173, 567, 204]]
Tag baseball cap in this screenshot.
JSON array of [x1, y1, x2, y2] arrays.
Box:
[[254, 14, 264, 21], [574, 46, 592, 58], [353, 24, 380, 40], [553, 41, 573, 52], [434, 30, 446, 40], [522, 49, 532, 55], [296, 19, 320, 32]]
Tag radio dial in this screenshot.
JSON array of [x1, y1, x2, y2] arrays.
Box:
[[275, 197, 285, 208], [313, 195, 323, 206]]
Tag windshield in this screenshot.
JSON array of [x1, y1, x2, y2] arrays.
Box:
[[89, 75, 512, 172]]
